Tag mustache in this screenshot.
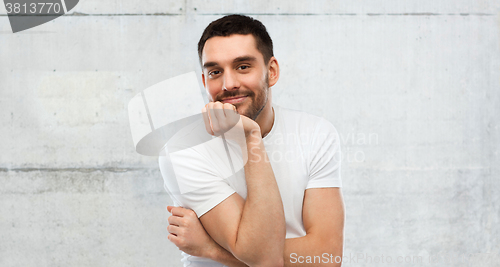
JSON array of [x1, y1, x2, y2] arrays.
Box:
[[215, 90, 254, 102]]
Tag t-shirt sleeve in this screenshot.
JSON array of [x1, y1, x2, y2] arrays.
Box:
[[158, 148, 236, 218], [306, 118, 342, 189]]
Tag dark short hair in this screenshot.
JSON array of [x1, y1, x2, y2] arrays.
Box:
[[198, 14, 274, 65]]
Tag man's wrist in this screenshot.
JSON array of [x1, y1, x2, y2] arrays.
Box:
[[245, 128, 262, 142]]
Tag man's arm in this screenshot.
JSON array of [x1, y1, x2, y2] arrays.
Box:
[[214, 187, 344, 266], [199, 131, 285, 266], [283, 187, 344, 266], [168, 187, 344, 266], [200, 102, 285, 266]]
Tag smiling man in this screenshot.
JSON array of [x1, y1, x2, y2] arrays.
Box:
[[159, 14, 345, 267]]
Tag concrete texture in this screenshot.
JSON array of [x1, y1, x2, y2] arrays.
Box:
[[1, 1, 499, 266]]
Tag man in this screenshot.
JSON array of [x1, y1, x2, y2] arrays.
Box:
[[159, 14, 344, 266]]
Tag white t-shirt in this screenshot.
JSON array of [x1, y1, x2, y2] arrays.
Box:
[[159, 105, 342, 266]]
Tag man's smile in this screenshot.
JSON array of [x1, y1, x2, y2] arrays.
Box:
[[221, 95, 248, 104]]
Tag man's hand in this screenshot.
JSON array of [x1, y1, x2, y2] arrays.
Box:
[[202, 101, 261, 165], [202, 101, 260, 138], [166, 206, 220, 259], [167, 206, 250, 267]]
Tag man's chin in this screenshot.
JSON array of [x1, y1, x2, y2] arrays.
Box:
[[233, 102, 260, 121], [235, 107, 254, 120], [233, 103, 245, 113]]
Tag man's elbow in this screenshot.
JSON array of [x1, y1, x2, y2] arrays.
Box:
[[328, 244, 344, 267], [318, 236, 343, 267]]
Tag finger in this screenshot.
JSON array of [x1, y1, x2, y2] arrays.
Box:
[[170, 206, 193, 217], [167, 205, 183, 214], [223, 103, 240, 127], [212, 101, 226, 123], [207, 102, 221, 134], [169, 207, 184, 217], [202, 106, 214, 135], [167, 224, 180, 235], [167, 233, 181, 246], [222, 103, 237, 117], [168, 215, 182, 226]]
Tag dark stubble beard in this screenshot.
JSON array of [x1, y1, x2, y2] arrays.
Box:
[[245, 72, 269, 120]]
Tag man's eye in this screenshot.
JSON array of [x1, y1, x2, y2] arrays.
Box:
[[238, 65, 250, 70], [209, 70, 221, 76]]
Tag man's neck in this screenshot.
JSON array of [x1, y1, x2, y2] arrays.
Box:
[[255, 102, 274, 138]]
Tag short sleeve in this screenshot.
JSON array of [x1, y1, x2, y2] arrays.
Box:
[[306, 118, 342, 189], [159, 149, 236, 218]]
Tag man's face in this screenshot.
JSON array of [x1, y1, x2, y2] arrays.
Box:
[[201, 34, 272, 120]]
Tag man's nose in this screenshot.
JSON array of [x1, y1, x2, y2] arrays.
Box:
[[222, 71, 240, 91]]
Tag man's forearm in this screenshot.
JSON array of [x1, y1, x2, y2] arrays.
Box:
[[231, 131, 286, 266], [210, 234, 342, 267]]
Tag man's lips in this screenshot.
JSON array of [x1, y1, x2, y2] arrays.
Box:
[[221, 96, 248, 104]]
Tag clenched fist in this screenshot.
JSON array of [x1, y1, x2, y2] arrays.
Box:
[[201, 101, 260, 138]]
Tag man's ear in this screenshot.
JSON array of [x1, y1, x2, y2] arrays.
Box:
[[267, 57, 280, 88], [201, 73, 206, 88]]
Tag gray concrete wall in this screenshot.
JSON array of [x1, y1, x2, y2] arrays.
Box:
[[1, 1, 499, 266]]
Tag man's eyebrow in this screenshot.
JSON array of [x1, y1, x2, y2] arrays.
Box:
[[233, 56, 257, 63], [202, 56, 257, 69], [203, 62, 219, 69]]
